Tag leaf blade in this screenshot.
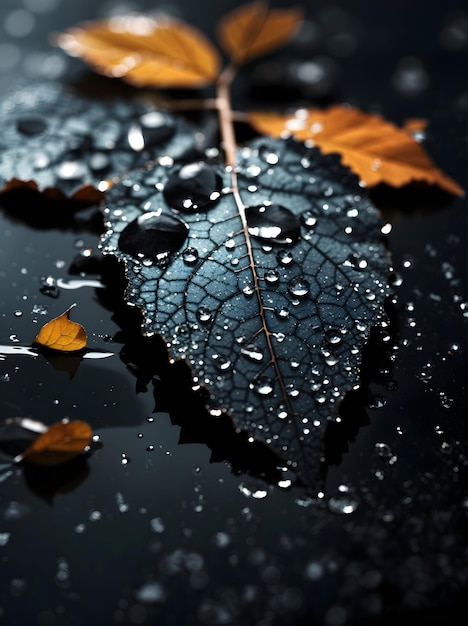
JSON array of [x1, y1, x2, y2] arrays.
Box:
[[34, 306, 87, 352], [247, 106, 464, 195], [56, 15, 221, 87], [100, 134, 392, 488], [217, 1, 303, 65]]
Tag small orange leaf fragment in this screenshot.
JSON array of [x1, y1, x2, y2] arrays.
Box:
[[55, 14, 221, 88], [217, 1, 303, 65], [18, 420, 92, 466], [34, 305, 87, 352], [247, 106, 464, 196]]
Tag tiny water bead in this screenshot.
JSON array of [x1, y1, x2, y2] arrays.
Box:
[[264, 269, 280, 285], [182, 247, 199, 265], [277, 249, 294, 266], [163, 162, 223, 211], [240, 343, 264, 362], [118, 210, 189, 262], [251, 376, 274, 396], [288, 276, 310, 298], [196, 305, 213, 324]]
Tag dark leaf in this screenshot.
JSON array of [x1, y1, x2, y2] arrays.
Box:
[[100, 134, 392, 491], [0, 81, 198, 199]]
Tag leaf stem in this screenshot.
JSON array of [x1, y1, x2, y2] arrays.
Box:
[[215, 61, 295, 427], [216, 64, 238, 167]]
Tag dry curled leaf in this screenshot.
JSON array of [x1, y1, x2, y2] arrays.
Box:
[[247, 105, 464, 195], [217, 1, 303, 65], [55, 14, 221, 88], [17, 420, 92, 466], [34, 305, 87, 352]]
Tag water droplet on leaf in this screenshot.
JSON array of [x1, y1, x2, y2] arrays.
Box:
[[16, 115, 47, 136], [251, 376, 274, 396], [182, 247, 199, 265], [128, 111, 175, 151], [163, 162, 223, 211], [196, 306, 213, 324], [288, 276, 310, 298], [246, 204, 301, 245], [118, 210, 189, 262]]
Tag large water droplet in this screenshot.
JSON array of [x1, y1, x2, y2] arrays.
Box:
[[16, 115, 47, 136], [163, 162, 223, 212], [118, 210, 188, 262], [127, 111, 174, 151], [246, 204, 301, 245], [288, 276, 310, 298]]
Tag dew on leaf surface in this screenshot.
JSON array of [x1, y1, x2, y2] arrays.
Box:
[[163, 162, 223, 211], [288, 276, 310, 298], [246, 204, 301, 245], [182, 247, 199, 265], [118, 211, 189, 262], [16, 115, 47, 135], [127, 111, 175, 152]]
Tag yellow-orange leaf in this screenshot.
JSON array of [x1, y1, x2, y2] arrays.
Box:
[[247, 105, 464, 196], [34, 306, 87, 352], [55, 14, 221, 88], [217, 1, 303, 65], [18, 420, 92, 466]]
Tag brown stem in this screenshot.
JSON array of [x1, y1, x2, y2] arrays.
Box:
[[215, 62, 294, 421], [216, 64, 238, 167]]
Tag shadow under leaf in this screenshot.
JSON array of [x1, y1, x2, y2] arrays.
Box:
[[96, 255, 398, 493]]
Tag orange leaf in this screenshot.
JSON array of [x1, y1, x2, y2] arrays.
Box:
[[247, 106, 464, 196], [18, 420, 92, 466], [217, 1, 303, 65], [55, 14, 221, 88], [34, 305, 87, 352]]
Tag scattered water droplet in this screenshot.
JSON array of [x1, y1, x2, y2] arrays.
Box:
[[301, 211, 318, 229], [343, 253, 368, 270], [128, 111, 174, 151], [416, 362, 433, 383], [240, 343, 264, 362], [246, 204, 301, 244], [212, 353, 232, 371], [264, 269, 280, 285], [163, 162, 222, 211], [182, 247, 199, 265], [56, 160, 88, 181], [328, 485, 359, 514], [288, 276, 310, 298], [251, 376, 274, 396], [118, 210, 189, 262], [277, 249, 294, 266], [16, 115, 47, 136], [196, 305, 213, 324]]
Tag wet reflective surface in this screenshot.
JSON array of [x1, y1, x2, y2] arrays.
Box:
[[0, 1, 467, 625]]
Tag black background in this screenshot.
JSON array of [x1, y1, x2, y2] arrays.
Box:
[[0, 1, 467, 625]]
